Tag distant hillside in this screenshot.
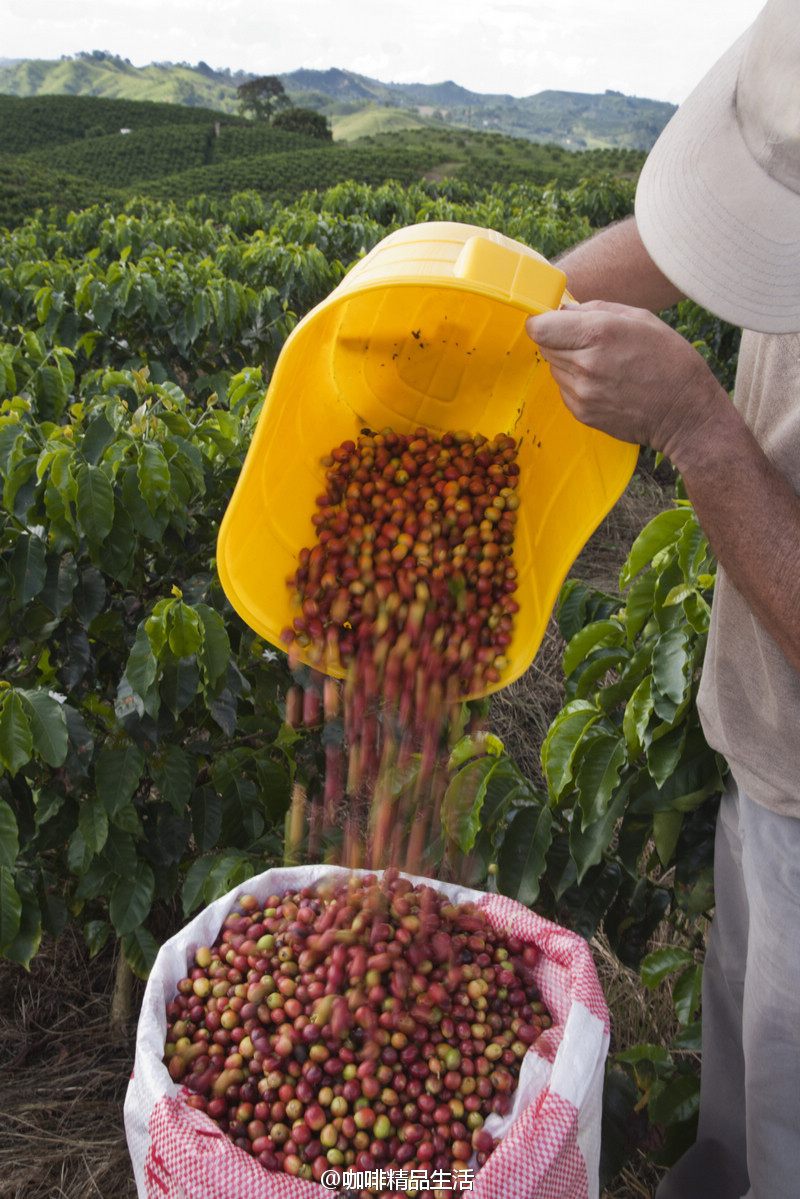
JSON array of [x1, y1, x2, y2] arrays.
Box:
[[0, 51, 248, 114], [269, 68, 676, 150], [0, 53, 675, 151]]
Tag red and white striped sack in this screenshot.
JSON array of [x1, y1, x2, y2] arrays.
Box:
[[124, 864, 610, 1199]]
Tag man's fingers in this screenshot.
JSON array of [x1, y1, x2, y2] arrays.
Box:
[[526, 310, 590, 352], [526, 300, 656, 351]]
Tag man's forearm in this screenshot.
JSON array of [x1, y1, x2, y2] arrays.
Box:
[[558, 216, 686, 312], [527, 298, 800, 675], [673, 402, 800, 676]]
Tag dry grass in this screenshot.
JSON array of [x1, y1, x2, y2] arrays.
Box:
[[0, 457, 679, 1199], [0, 927, 141, 1199]]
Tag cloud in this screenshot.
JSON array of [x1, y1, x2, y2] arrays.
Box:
[[2, 0, 766, 104]]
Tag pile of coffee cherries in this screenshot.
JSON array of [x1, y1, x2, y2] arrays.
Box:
[[281, 427, 521, 699], [164, 871, 552, 1197]]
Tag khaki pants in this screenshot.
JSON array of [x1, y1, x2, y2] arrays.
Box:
[[656, 776, 800, 1199]]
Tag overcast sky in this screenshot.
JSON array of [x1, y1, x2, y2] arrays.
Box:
[[2, 0, 766, 105]]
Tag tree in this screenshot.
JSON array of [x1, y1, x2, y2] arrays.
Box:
[[271, 106, 332, 142], [236, 75, 292, 122]]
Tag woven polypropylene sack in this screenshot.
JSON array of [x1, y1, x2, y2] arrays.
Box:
[[125, 865, 610, 1199]]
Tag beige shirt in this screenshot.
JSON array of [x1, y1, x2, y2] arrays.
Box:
[[697, 329, 800, 816]]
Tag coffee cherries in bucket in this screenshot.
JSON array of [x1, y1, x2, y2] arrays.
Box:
[[281, 427, 520, 699]]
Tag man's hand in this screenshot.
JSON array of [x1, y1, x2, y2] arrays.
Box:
[[526, 300, 726, 467]]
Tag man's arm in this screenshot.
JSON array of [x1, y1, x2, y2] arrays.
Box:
[[527, 282, 800, 676], [556, 215, 685, 312]]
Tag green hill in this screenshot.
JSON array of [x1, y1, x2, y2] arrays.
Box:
[[0, 54, 675, 151], [330, 104, 442, 142], [0, 51, 246, 113]]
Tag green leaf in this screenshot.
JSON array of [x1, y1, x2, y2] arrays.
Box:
[[652, 626, 692, 709], [181, 854, 216, 916], [255, 760, 291, 824], [191, 787, 222, 851], [109, 862, 155, 937], [80, 412, 116, 465], [620, 508, 694, 589], [211, 689, 238, 736], [646, 723, 686, 788], [569, 780, 630, 884], [648, 1073, 701, 1126], [677, 516, 710, 580], [40, 551, 79, 618], [95, 742, 145, 817], [122, 464, 168, 541], [623, 570, 657, 642], [563, 619, 624, 678], [60, 629, 92, 691], [600, 1070, 639, 1191], [138, 442, 171, 515], [114, 675, 144, 721], [94, 501, 136, 583], [557, 579, 590, 642], [196, 604, 230, 689], [496, 804, 553, 906], [123, 925, 160, 980], [125, 622, 159, 699], [103, 827, 138, 877], [663, 584, 695, 607], [0, 798, 20, 869], [673, 1021, 703, 1052], [19, 690, 69, 767], [75, 463, 115, 544], [203, 852, 254, 906], [441, 757, 497, 854], [541, 700, 599, 802], [0, 864, 22, 951], [447, 731, 504, 771], [10, 533, 47, 604], [73, 567, 107, 625], [568, 645, 628, 702], [575, 732, 626, 828], [640, 946, 695, 989], [653, 808, 684, 868], [631, 731, 723, 815], [167, 601, 203, 658], [73, 855, 114, 901], [160, 657, 200, 717], [682, 590, 712, 635], [672, 962, 703, 1025], [67, 825, 93, 875], [559, 859, 623, 941], [3, 869, 41, 966], [78, 796, 109, 855], [0, 692, 34, 775], [150, 744, 195, 814], [38, 881, 68, 940], [84, 919, 111, 957], [616, 1042, 673, 1067], [622, 677, 653, 760]]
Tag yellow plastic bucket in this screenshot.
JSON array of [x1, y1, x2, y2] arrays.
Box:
[[217, 222, 638, 696]]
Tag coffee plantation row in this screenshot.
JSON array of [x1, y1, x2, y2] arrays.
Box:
[[25, 124, 331, 189], [0, 175, 736, 1174], [0, 93, 646, 231]]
